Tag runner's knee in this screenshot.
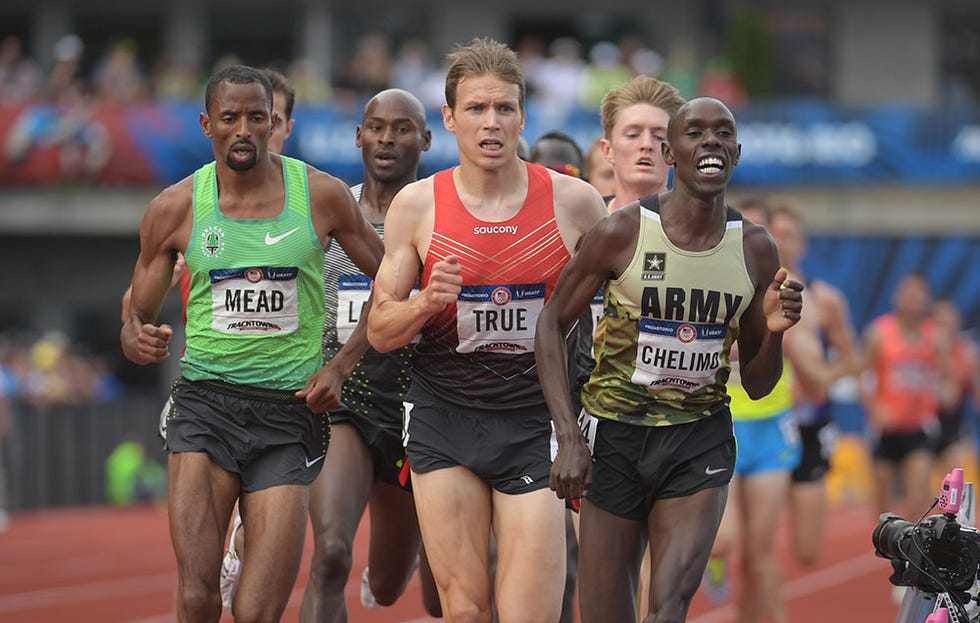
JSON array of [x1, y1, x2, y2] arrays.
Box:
[[309, 532, 353, 582]]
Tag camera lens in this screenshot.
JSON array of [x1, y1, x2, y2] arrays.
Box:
[[872, 513, 915, 561]]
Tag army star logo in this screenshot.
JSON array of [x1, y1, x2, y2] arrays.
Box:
[[642, 252, 666, 280], [645, 254, 663, 271]]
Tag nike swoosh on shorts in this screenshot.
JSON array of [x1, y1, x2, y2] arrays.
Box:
[[305, 454, 326, 468]]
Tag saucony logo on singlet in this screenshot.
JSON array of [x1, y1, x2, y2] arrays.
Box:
[[473, 225, 519, 235], [265, 227, 300, 245]]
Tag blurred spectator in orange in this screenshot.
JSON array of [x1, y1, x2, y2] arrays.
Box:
[[860, 274, 945, 521]]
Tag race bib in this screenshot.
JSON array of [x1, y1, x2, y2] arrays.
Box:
[[336, 273, 371, 344], [550, 409, 598, 462], [577, 408, 599, 454], [590, 294, 604, 335], [631, 317, 727, 393], [456, 283, 544, 354], [589, 287, 604, 356], [210, 266, 298, 334], [336, 274, 419, 344]]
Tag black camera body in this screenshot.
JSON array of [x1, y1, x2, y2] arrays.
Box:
[[873, 511, 980, 594]]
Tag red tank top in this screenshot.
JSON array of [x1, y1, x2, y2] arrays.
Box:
[[413, 162, 571, 409], [872, 313, 940, 431]]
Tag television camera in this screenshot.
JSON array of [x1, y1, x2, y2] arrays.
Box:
[[873, 468, 980, 622]]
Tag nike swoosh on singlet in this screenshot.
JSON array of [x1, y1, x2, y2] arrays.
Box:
[[265, 227, 300, 245]]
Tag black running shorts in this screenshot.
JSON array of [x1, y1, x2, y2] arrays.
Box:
[[403, 386, 553, 495], [586, 410, 736, 521], [330, 406, 410, 490], [165, 377, 330, 492], [792, 420, 838, 483], [873, 427, 937, 463]]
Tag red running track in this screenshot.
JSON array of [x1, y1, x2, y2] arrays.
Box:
[[0, 501, 901, 622]]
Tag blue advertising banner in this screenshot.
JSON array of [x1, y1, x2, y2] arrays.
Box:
[[2, 100, 979, 187]]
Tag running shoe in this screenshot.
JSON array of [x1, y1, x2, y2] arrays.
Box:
[[360, 567, 381, 610], [220, 515, 243, 608], [701, 557, 731, 604]]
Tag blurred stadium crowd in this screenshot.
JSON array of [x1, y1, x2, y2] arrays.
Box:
[[0, 30, 745, 119]]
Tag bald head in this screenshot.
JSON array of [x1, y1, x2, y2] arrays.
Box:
[[364, 88, 427, 128], [667, 97, 735, 141], [357, 88, 431, 186]]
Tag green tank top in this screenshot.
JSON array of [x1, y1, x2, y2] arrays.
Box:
[[581, 197, 755, 426], [181, 156, 325, 390]]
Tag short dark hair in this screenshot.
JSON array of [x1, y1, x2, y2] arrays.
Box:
[[531, 130, 584, 165], [204, 64, 273, 113], [444, 38, 524, 111], [260, 68, 296, 120]]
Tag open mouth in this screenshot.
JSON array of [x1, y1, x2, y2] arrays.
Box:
[[480, 139, 503, 153], [697, 157, 724, 175], [231, 141, 255, 157]]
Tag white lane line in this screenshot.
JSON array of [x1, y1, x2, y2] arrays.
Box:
[[0, 573, 174, 612], [688, 552, 884, 623]]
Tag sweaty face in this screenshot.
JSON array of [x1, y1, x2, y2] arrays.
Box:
[[665, 98, 740, 195], [604, 103, 672, 194], [442, 74, 524, 169], [206, 81, 273, 171], [358, 95, 428, 183]]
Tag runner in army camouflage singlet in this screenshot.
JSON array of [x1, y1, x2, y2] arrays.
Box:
[[536, 97, 806, 623]]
